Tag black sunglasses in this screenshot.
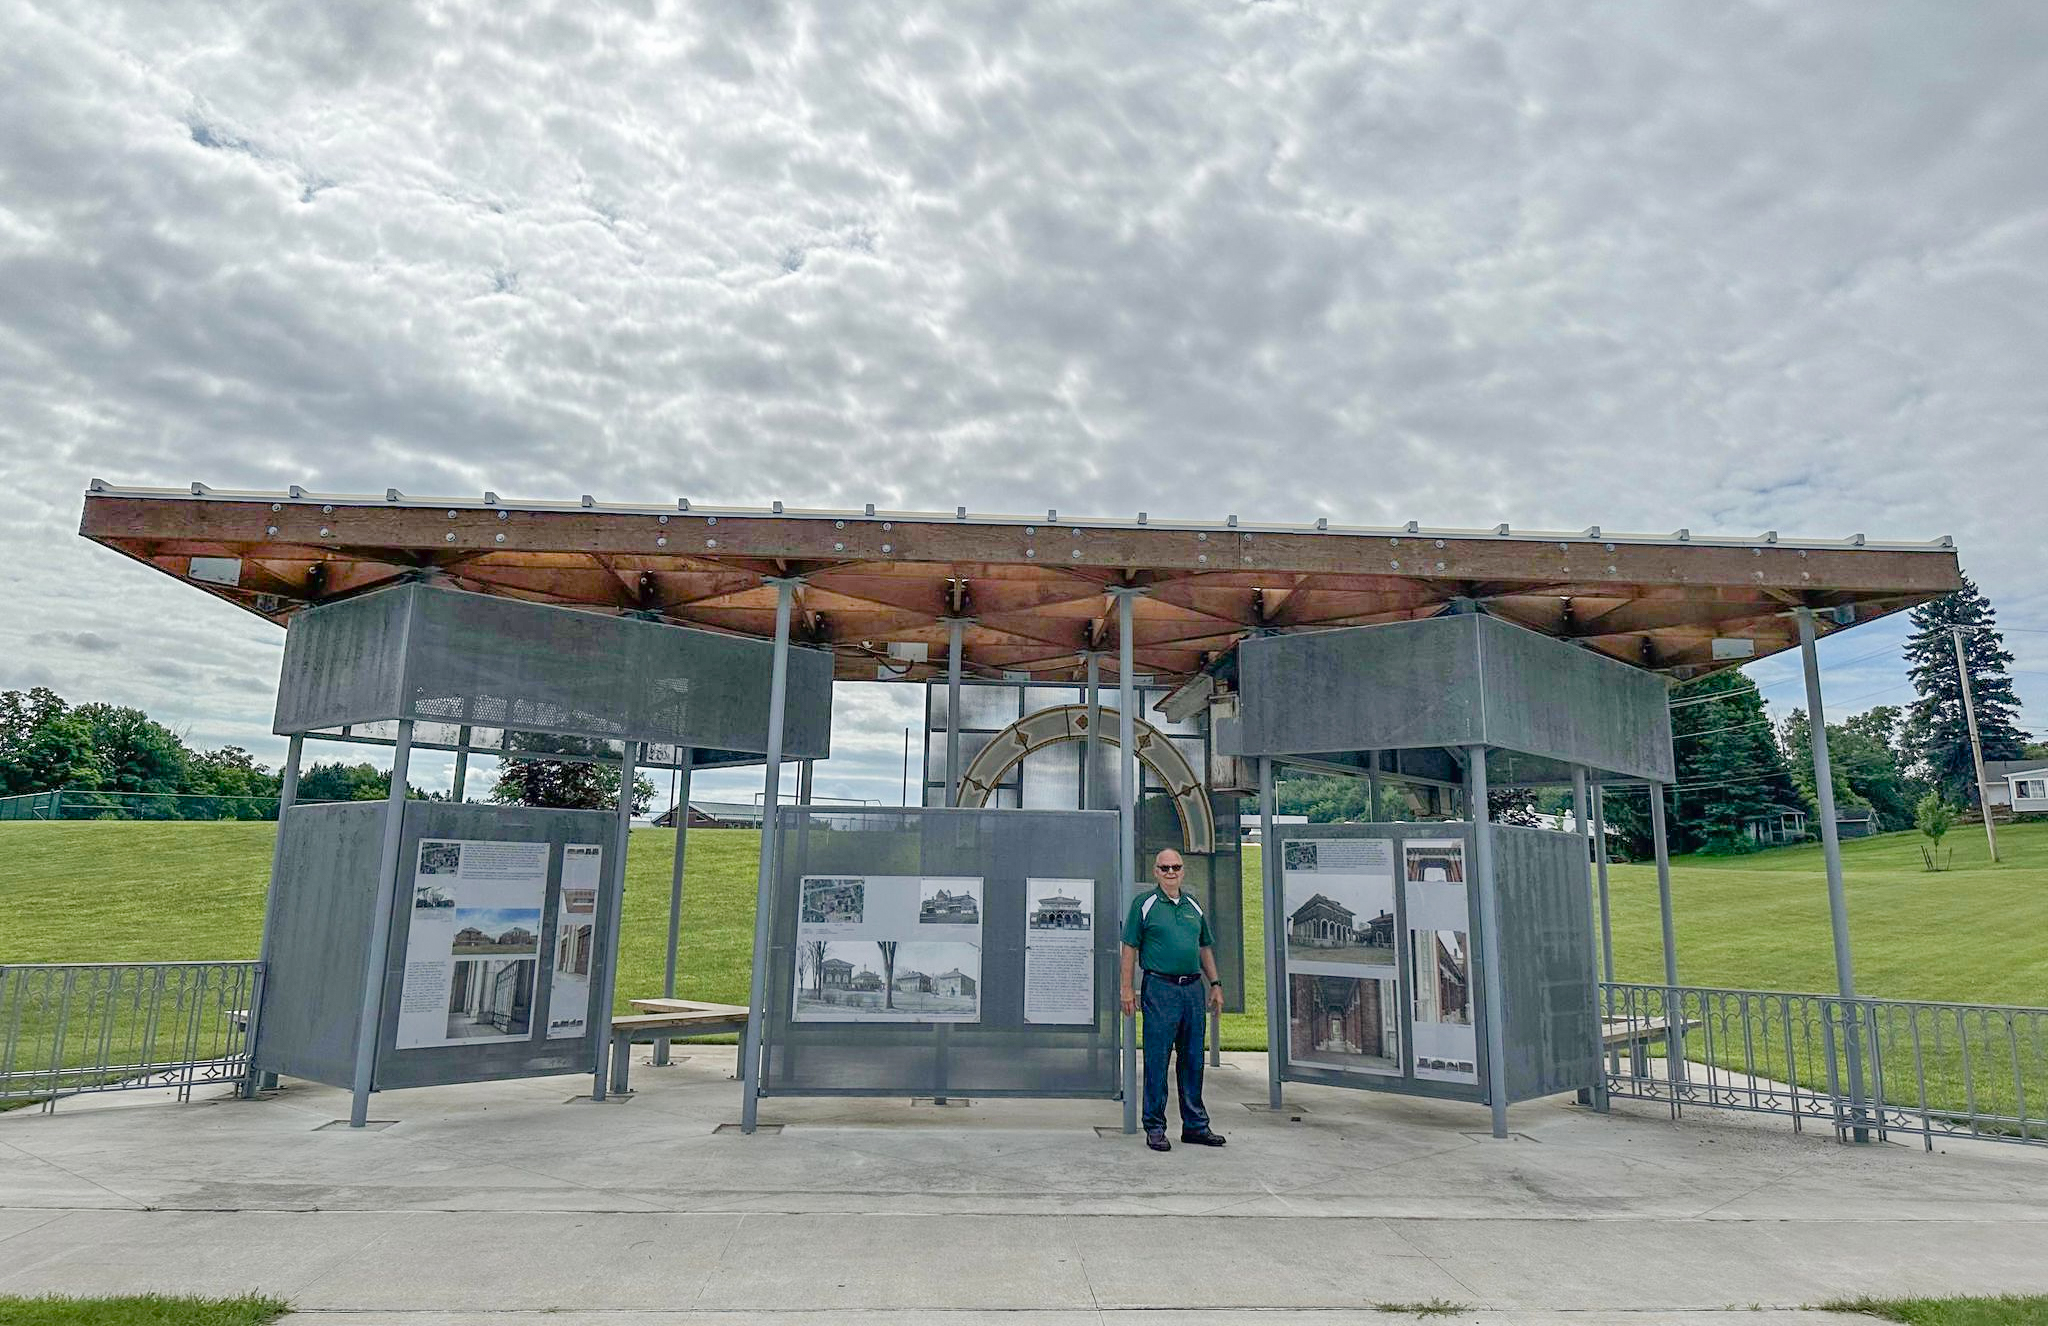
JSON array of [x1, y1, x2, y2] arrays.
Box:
[[1157, 863, 1184, 873]]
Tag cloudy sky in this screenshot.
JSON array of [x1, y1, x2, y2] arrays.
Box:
[[3, 0, 2044, 808]]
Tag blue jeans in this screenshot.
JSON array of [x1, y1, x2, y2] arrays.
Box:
[[1141, 974, 1210, 1135]]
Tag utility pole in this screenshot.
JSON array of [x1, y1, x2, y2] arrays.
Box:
[[1951, 627, 2000, 864]]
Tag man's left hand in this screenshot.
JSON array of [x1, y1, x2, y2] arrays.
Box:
[[1208, 983, 1224, 1014]]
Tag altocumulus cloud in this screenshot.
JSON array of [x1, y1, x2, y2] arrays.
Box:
[[0, 0, 2044, 798]]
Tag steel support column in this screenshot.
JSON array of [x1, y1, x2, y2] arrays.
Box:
[[1467, 747, 1510, 1139], [1082, 652, 1100, 810], [654, 751, 694, 1067], [1592, 783, 1617, 1084], [1114, 588, 1140, 1134], [591, 740, 639, 1100], [451, 725, 471, 802], [1648, 782, 1682, 1100], [945, 619, 966, 808], [349, 720, 413, 1128], [243, 732, 303, 1098], [1570, 766, 1604, 1110], [738, 579, 796, 1133], [1798, 606, 1870, 1140], [1259, 755, 1283, 1110]]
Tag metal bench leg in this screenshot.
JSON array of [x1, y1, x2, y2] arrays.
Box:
[[610, 1034, 632, 1096]]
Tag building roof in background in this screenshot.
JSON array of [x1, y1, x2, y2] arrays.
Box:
[[79, 483, 1962, 686]]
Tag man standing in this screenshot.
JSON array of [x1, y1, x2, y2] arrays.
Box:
[[1120, 848, 1227, 1152]]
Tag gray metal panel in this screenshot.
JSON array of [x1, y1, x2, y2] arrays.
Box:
[[1225, 615, 1673, 783], [1474, 615, 1674, 784], [273, 587, 410, 736], [1229, 617, 1485, 758], [273, 583, 832, 757], [761, 807, 1123, 1098], [372, 801, 615, 1090], [253, 800, 619, 1091], [1268, 822, 1487, 1106], [1491, 824, 1601, 1103], [251, 802, 392, 1087]]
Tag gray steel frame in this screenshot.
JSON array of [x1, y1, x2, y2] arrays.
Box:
[[1, 961, 259, 1109]]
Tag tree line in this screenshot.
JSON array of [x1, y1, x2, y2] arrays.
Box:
[[0, 686, 656, 818]]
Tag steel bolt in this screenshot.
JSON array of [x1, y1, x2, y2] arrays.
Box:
[[656, 536, 667, 547], [445, 532, 456, 542], [495, 533, 506, 543], [319, 527, 332, 537], [266, 525, 278, 535], [707, 538, 718, 548], [497, 510, 508, 521], [882, 543, 893, 553]]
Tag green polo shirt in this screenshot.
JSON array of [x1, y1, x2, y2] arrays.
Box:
[[1121, 886, 1214, 978]]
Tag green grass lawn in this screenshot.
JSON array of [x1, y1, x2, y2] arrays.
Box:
[[3, 818, 2043, 1066], [0, 1294, 287, 1325], [1823, 1296, 2048, 1326]]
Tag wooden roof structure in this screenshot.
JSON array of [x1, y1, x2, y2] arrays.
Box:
[[78, 483, 1963, 686]]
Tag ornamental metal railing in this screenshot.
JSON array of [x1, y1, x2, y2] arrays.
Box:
[[1602, 981, 2048, 1149], [0, 961, 260, 1110], [0, 790, 318, 821]]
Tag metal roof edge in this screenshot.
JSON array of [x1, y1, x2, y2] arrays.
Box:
[[81, 480, 1958, 555]]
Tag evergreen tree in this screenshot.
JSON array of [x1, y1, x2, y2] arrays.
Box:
[[1901, 574, 2030, 804], [1607, 671, 1809, 857]]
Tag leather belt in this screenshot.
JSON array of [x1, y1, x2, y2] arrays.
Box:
[[1144, 970, 1202, 986]]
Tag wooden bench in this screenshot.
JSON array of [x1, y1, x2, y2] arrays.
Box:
[[1602, 1016, 1700, 1080], [606, 999, 750, 1095]]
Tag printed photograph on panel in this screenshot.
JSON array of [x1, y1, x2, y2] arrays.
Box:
[[418, 841, 463, 875], [1028, 884, 1092, 931], [1411, 929, 1472, 1027], [917, 878, 982, 927], [450, 907, 543, 956], [445, 958, 535, 1039], [1281, 838, 1397, 969], [793, 939, 981, 1021], [1289, 972, 1400, 1074], [801, 876, 866, 925], [1403, 841, 1466, 885], [413, 882, 454, 910]]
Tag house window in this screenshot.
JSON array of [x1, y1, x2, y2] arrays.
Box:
[[2017, 779, 2048, 801]]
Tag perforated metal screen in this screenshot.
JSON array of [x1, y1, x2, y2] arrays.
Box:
[[759, 806, 1125, 1098], [274, 583, 832, 757]]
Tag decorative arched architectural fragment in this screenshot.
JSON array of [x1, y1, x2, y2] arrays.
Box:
[[954, 704, 1215, 854]]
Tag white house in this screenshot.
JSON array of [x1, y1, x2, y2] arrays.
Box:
[[1987, 760, 2048, 814]]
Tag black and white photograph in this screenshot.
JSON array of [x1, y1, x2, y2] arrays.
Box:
[[445, 958, 535, 1040], [1028, 885, 1091, 932], [793, 939, 980, 1022], [1282, 840, 1319, 873], [917, 878, 981, 927], [1289, 973, 1399, 1075], [801, 877, 865, 925], [413, 883, 454, 911], [450, 907, 543, 957], [418, 841, 462, 876]]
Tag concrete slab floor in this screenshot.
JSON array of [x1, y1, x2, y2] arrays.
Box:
[[1, 1050, 2043, 1318]]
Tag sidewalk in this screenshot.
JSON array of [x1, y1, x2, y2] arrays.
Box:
[[2, 1050, 2045, 1319]]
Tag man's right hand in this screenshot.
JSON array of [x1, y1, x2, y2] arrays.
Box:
[[1120, 988, 1137, 1016]]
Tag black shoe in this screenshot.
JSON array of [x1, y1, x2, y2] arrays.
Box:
[[1180, 1129, 1226, 1146], [1145, 1130, 1171, 1151]]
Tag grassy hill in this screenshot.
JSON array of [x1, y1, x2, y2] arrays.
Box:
[[3, 819, 2043, 1054]]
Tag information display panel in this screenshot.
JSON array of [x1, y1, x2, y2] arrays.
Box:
[[761, 807, 1121, 1100]]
